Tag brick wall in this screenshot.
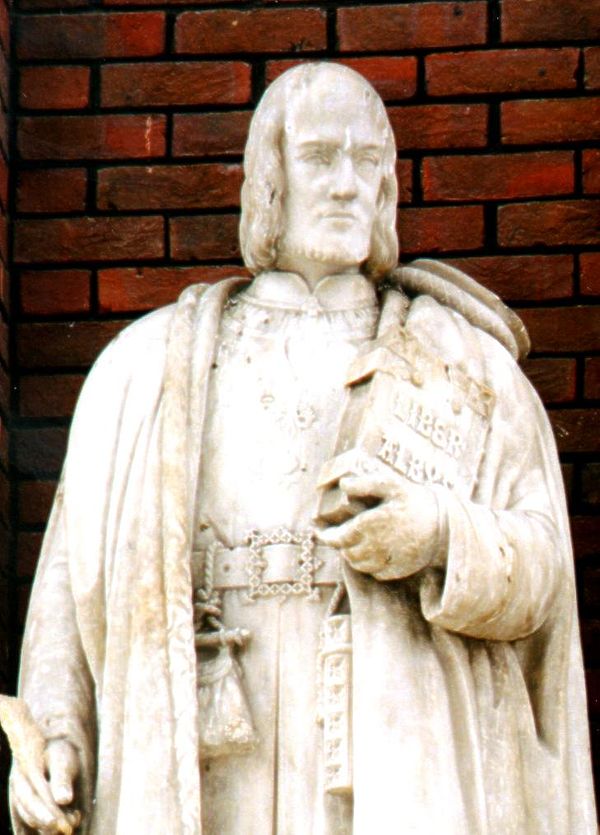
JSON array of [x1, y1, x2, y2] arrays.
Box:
[[0, 0, 9, 823], [8, 0, 600, 814]]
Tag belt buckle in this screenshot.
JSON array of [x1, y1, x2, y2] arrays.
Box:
[[245, 528, 322, 602]]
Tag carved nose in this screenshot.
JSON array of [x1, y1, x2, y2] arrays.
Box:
[[331, 158, 358, 200]]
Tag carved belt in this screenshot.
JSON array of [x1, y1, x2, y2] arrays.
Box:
[[192, 528, 342, 600]]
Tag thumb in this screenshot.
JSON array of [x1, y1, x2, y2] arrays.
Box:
[[46, 739, 79, 806]]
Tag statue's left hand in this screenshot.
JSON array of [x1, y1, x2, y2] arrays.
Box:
[[10, 738, 81, 834], [318, 473, 446, 580]]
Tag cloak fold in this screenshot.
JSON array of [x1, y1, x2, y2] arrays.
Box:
[[15, 275, 596, 834]]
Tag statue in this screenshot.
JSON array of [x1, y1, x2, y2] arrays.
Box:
[[7, 62, 597, 834]]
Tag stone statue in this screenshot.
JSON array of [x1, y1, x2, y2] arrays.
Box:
[[7, 62, 597, 834]]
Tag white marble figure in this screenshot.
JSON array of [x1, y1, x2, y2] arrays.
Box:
[[8, 63, 597, 834]]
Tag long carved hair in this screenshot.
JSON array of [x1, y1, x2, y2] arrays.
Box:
[[239, 62, 399, 280]]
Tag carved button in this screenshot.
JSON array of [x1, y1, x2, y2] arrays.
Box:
[[223, 563, 230, 573], [451, 398, 462, 414], [411, 370, 423, 387]]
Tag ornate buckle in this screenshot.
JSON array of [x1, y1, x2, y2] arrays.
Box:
[[245, 528, 322, 602]]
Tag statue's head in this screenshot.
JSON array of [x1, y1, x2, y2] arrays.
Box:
[[240, 62, 398, 281]]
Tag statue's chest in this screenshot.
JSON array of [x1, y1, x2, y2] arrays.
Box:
[[196, 304, 376, 539], [207, 309, 374, 471]]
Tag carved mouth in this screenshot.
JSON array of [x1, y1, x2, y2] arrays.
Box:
[[324, 212, 356, 221]]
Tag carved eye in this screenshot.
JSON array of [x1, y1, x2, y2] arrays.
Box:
[[355, 153, 380, 169], [303, 150, 333, 166]]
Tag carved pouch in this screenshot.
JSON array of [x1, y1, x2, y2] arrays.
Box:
[[197, 644, 258, 760]]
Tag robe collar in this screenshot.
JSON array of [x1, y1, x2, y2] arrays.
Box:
[[243, 269, 377, 313]]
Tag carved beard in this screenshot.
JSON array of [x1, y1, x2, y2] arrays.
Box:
[[278, 236, 370, 270]]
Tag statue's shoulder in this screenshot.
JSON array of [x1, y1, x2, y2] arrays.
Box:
[[392, 259, 530, 364], [81, 277, 244, 397], [394, 267, 541, 423], [90, 302, 177, 382]]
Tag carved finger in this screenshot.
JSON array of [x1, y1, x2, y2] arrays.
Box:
[[317, 517, 363, 549], [11, 769, 62, 832], [46, 740, 79, 806], [193, 602, 222, 619], [340, 474, 403, 503]]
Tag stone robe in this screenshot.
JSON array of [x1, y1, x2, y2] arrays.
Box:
[[14, 271, 596, 834]]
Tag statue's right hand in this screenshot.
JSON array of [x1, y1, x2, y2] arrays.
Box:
[[10, 738, 82, 834]]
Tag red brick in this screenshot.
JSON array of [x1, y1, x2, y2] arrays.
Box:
[[0, 49, 9, 110], [18, 12, 165, 60], [0, 107, 8, 158], [19, 115, 166, 160], [17, 533, 42, 579], [20, 270, 90, 315], [19, 0, 90, 9], [573, 519, 600, 564], [585, 358, 600, 399], [20, 66, 90, 110], [14, 217, 164, 264], [15, 427, 68, 476], [0, 159, 8, 212], [101, 62, 251, 108], [175, 9, 326, 55], [584, 151, 600, 195], [338, 3, 486, 52], [581, 253, 600, 296], [97, 164, 242, 211], [519, 306, 600, 353], [426, 48, 578, 96], [522, 358, 576, 404], [0, 261, 9, 314], [18, 480, 57, 527], [0, 0, 8, 54], [502, 98, 600, 145], [423, 152, 573, 202], [17, 320, 129, 368], [103, 0, 187, 6], [399, 206, 484, 255], [173, 112, 251, 158], [397, 159, 413, 204], [0, 214, 8, 264], [501, 0, 600, 42], [20, 374, 85, 418], [266, 57, 418, 101], [17, 168, 87, 214], [169, 215, 240, 261], [586, 47, 600, 90], [446, 255, 573, 301], [549, 410, 600, 454], [98, 266, 248, 313], [388, 104, 487, 151], [498, 201, 600, 247]]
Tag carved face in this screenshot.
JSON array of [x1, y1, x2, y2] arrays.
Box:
[[278, 74, 387, 276]]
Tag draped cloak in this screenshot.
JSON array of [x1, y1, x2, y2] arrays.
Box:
[[14, 274, 596, 834]]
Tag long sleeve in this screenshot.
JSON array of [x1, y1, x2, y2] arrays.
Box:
[[420, 354, 566, 642]]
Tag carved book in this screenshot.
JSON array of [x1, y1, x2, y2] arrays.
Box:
[[317, 324, 496, 524]]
